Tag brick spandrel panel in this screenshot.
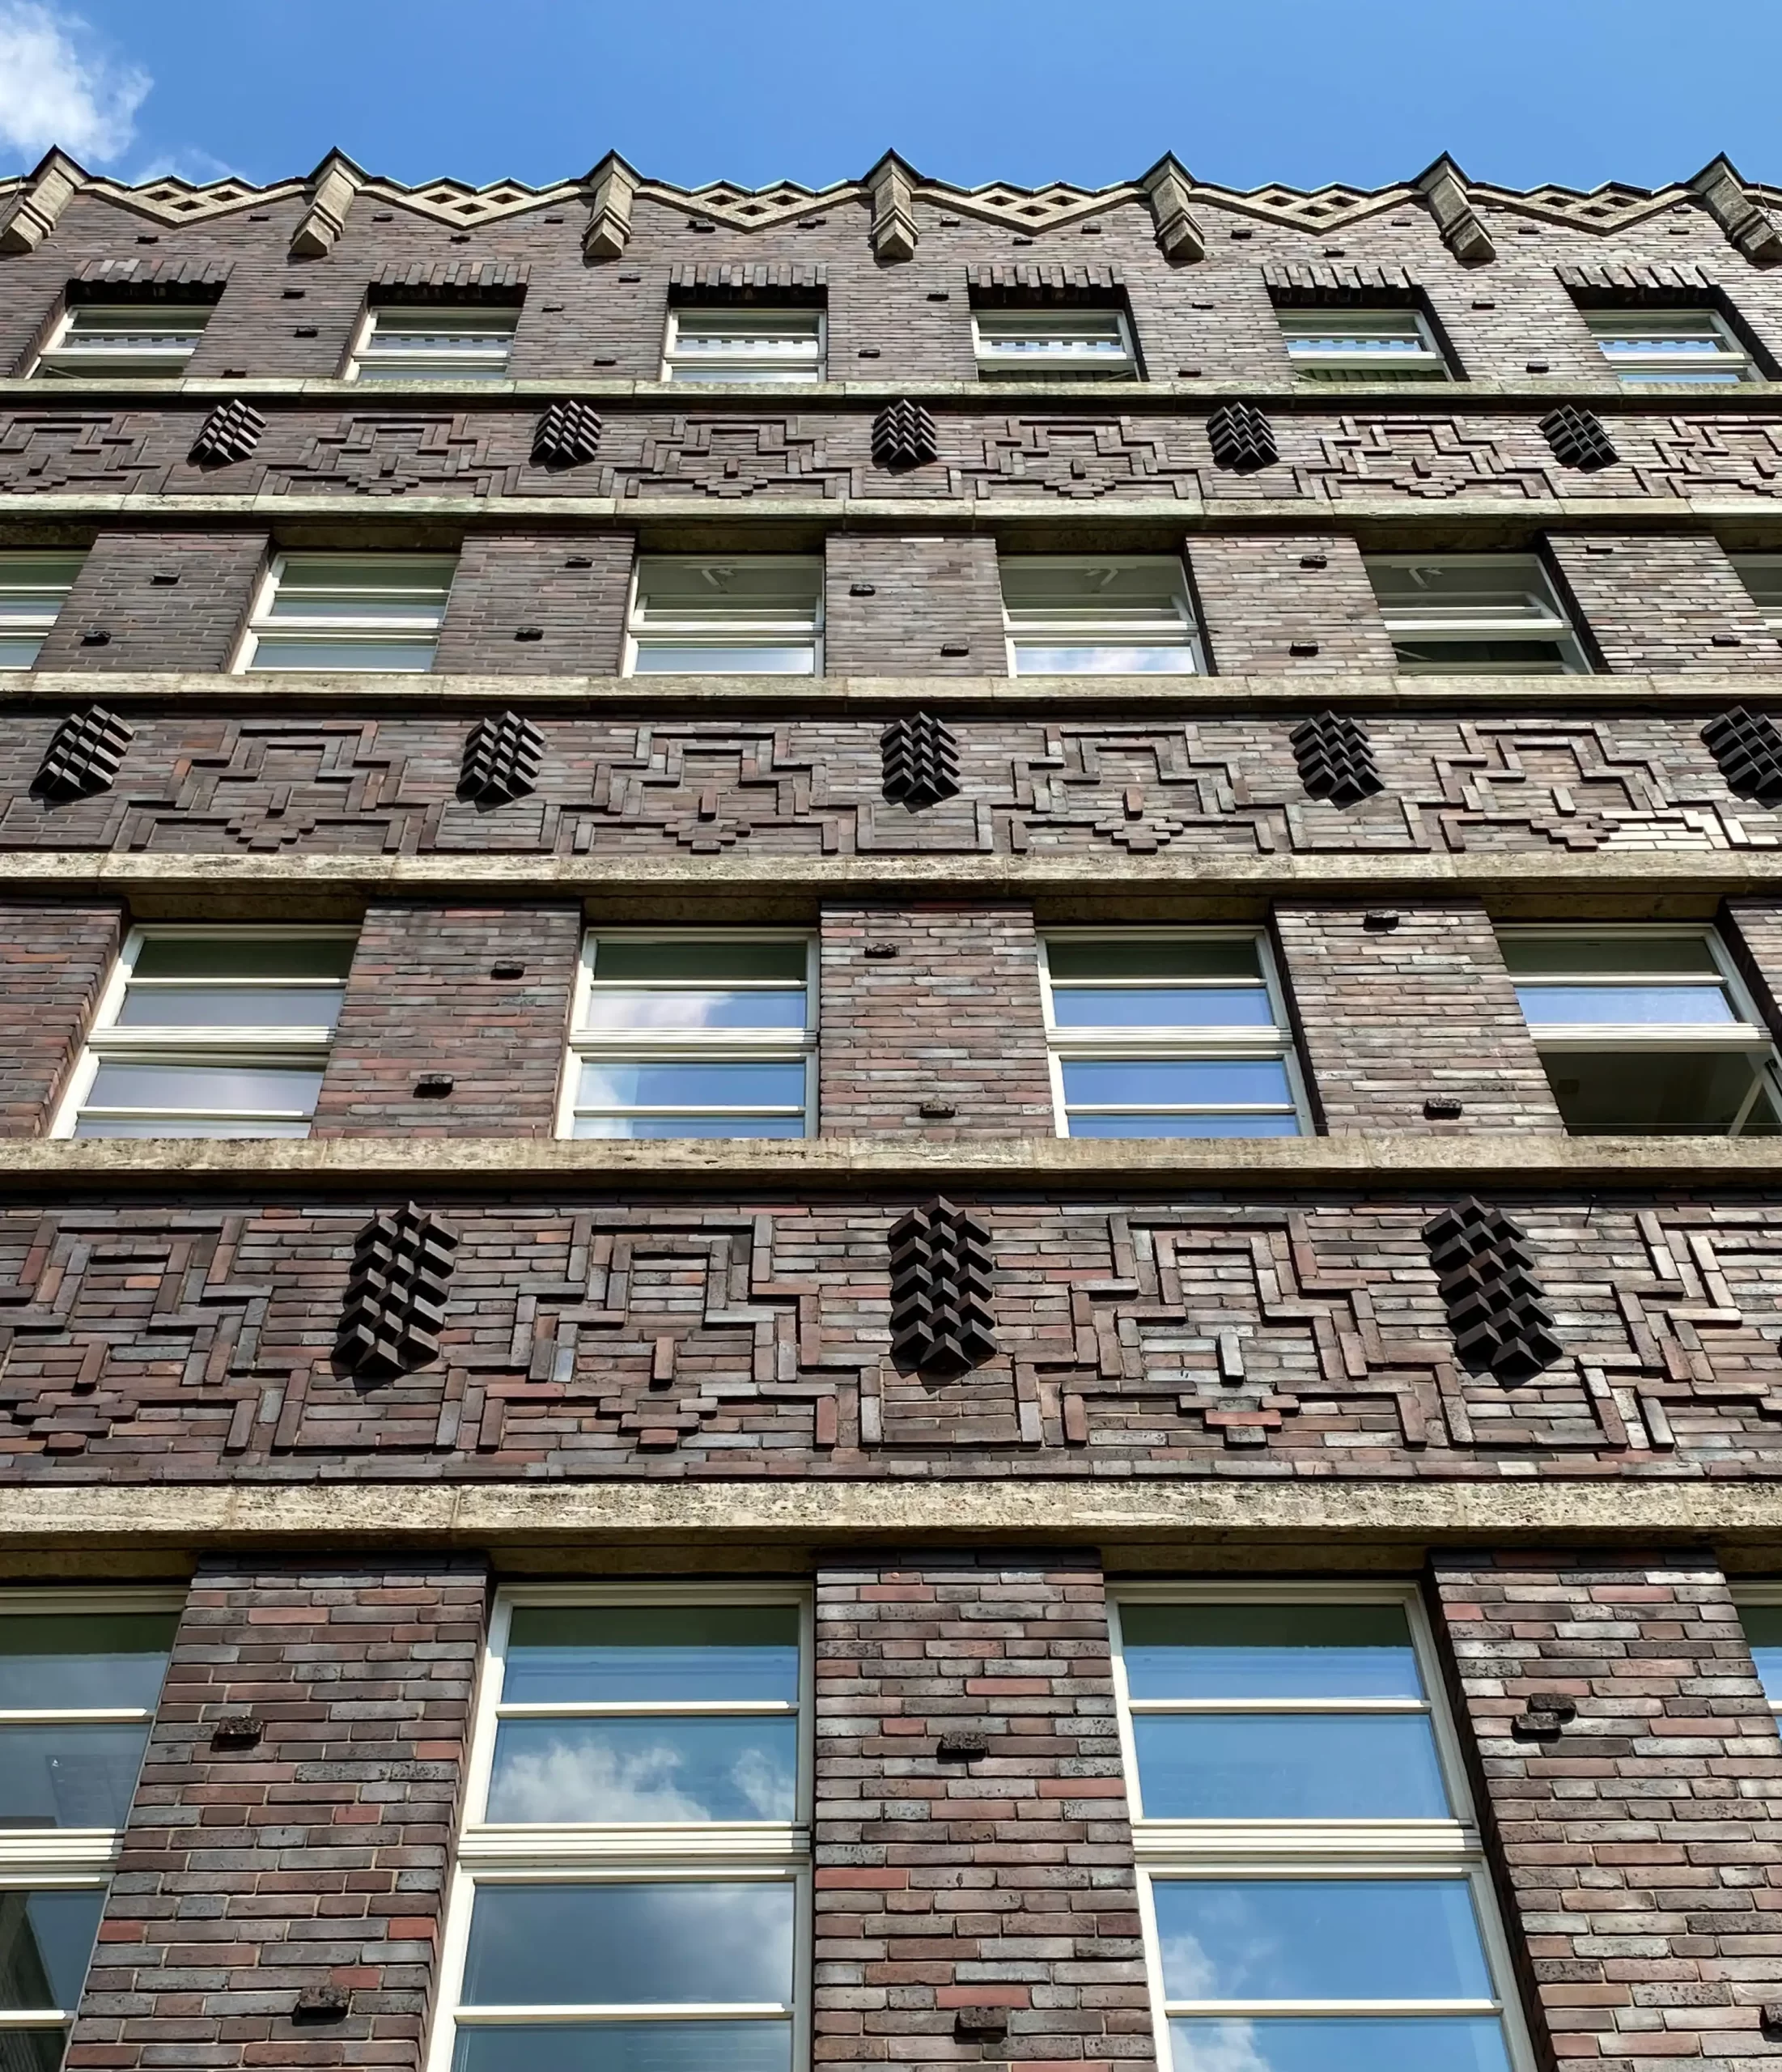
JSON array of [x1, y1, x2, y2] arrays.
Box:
[[1271, 900, 1563, 1131], [310, 902, 580, 1136], [813, 1552, 1155, 2070], [817, 902, 1055, 1136], [67, 1556, 489, 2072], [1186, 533, 1398, 674], [822, 535, 1007, 677], [1542, 533, 1778, 674], [1429, 1552, 1782, 2072], [0, 898, 119, 1134], [33, 531, 270, 673], [431, 532, 634, 674]]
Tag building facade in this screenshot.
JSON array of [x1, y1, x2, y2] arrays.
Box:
[[0, 141, 1779, 2071]]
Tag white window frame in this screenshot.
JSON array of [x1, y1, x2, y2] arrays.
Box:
[[1730, 554, 1782, 632], [1499, 922, 1782, 1138], [0, 1586, 184, 2062], [1039, 928, 1306, 1139], [661, 305, 826, 383], [1368, 553, 1589, 673], [971, 304, 1138, 378], [558, 929, 818, 1140], [1276, 303, 1450, 380], [1112, 1580, 1536, 2072], [1732, 1583, 1782, 1720], [999, 555, 1204, 676], [345, 303, 519, 382], [235, 551, 457, 673], [53, 923, 356, 1140], [1584, 306, 1753, 386], [0, 552, 83, 668], [622, 555, 824, 677], [429, 1583, 813, 2072], [31, 301, 213, 380]]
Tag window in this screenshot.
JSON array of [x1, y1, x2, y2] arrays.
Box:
[[1000, 557, 1203, 675], [562, 934, 815, 1139], [239, 554, 456, 672], [1276, 304, 1449, 380], [1735, 1589, 1782, 1718], [1367, 555, 1588, 674], [1584, 308, 1752, 386], [33, 302, 213, 378], [1501, 926, 1782, 1136], [1114, 1585, 1534, 2072], [662, 307, 824, 383], [625, 557, 821, 677], [1730, 555, 1782, 631], [0, 554, 83, 667], [1041, 932, 1303, 1138], [348, 305, 517, 381], [973, 306, 1137, 378], [0, 1590, 180, 2071], [434, 1586, 809, 2072], [57, 927, 356, 1140]]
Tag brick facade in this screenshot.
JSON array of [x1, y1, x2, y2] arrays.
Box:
[[1542, 533, 1776, 674], [0, 896, 119, 1133], [1186, 533, 1398, 674], [431, 532, 634, 675], [823, 536, 1006, 676], [35, 530, 269, 673]]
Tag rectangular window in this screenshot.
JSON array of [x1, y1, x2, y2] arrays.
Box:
[[662, 307, 824, 383], [1500, 925, 1782, 1136], [57, 927, 356, 1140], [239, 553, 456, 672], [1730, 555, 1782, 632], [0, 554, 83, 668], [1367, 554, 1588, 674], [1585, 308, 1751, 386], [435, 1586, 810, 2072], [973, 306, 1137, 377], [33, 303, 212, 378], [1041, 932, 1303, 1138], [562, 933, 815, 1139], [626, 557, 821, 677], [1000, 557, 1203, 675], [0, 1590, 180, 2072], [1114, 1585, 1534, 2072], [1276, 304, 1449, 381], [348, 306, 517, 382], [1734, 1589, 1782, 1717]]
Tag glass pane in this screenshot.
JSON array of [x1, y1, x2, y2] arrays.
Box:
[[1003, 558, 1186, 618], [1733, 558, 1782, 614], [1122, 1603, 1422, 1700], [0, 637, 45, 667], [460, 1881, 795, 2007], [1048, 940, 1263, 983], [1392, 639, 1574, 673], [979, 311, 1126, 344], [1152, 1878, 1491, 2000], [672, 310, 821, 343], [1068, 1113, 1300, 1138], [0, 1723, 151, 1828], [1500, 935, 1719, 978], [487, 1717, 797, 1823], [631, 643, 815, 675], [0, 553, 83, 593], [130, 936, 354, 981], [1013, 645, 1197, 675], [66, 306, 210, 337], [1741, 1605, 1782, 1702], [454, 2021, 791, 2072], [116, 987, 342, 1029], [1051, 989, 1273, 1028], [1517, 983, 1734, 1025], [269, 555, 456, 605], [371, 311, 517, 339], [1541, 1049, 1772, 1134], [249, 635, 440, 671], [573, 1116, 806, 1140], [74, 1118, 312, 1139], [1170, 2018, 1510, 2072], [0, 1612, 176, 1712], [576, 1063, 807, 1110], [1368, 558, 1561, 622], [579, 990, 806, 1033], [1062, 1059, 1292, 1107], [505, 1605, 800, 1702], [0, 1887, 104, 2010], [592, 942, 806, 985], [84, 1062, 325, 1115], [1134, 1714, 1449, 1819], [0, 2029, 72, 2072], [633, 560, 821, 622]]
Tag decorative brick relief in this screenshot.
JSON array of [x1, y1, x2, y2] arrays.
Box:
[[32, 706, 132, 802], [586, 725, 842, 852], [1423, 1199, 1561, 1383], [0, 413, 155, 492], [1539, 403, 1619, 472], [530, 399, 602, 469], [609, 416, 853, 499], [1290, 709, 1381, 806], [1206, 401, 1278, 470], [188, 399, 265, 468], [870, 398, 938, 469], [959, 415, 1203, 499], [334, 1204, 458, 1382], [264, 414, 506, 497], [459, 711, 545, 808], [1704, 706, 1782, 805], [880, 711, 960, 809]]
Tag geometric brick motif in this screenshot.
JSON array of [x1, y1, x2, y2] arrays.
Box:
[[881, 711, 961, 810], [1423, 1197, 1561, 1384], [1539, 403, 1619, 472], [889, 1197, 997, 1378], [1290, 709, 1382, 807], [871, 398, 939, 469], [459, 711, 545, 808], [32, 705, 134, 802], [334, 1204, 458, 1382], [531, 399, 602, 469], [1206, 401, 1279, 470], [1702, 706, 1782, 805], [188, 397, 266, 467]]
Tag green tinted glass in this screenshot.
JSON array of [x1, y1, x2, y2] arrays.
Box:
[[129, 936, 355, 980], [1046, 936, 1262, 983], [591, 939, 807, 984]]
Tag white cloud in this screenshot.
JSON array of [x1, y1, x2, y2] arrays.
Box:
[[0, 2, 148, 167]]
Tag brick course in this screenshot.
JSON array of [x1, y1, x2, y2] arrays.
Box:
[[35, 530, 269, 673], [0, 897, 118, 1134], [824, 535, 1006, 676], [431, 532, 634, 674], [1542, 533, 1776, 674], [1186, 533, 1398, 673]]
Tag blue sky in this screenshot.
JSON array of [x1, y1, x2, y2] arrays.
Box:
[[0, 0, 1774, 197]]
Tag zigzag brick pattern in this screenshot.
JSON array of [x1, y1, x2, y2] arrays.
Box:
[[530, 399, 603, 467], [32, 704, 133, 800], [1289, 708, 1382, 805], [334, 1203, 459, 1381], [1206, 401, 1279, 470], [1423, 1196, 1561, 1383], [870, 398, 939, 469], [880, 710, 960, 809], [1702, 705, 1782, 804], [458, 710, 545, 806], [888, 1195, 997, 1376]]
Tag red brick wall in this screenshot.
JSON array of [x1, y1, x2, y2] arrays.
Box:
[[0, 898, 120, 1135], [69, 1556, 488, 2072], [36, 531, 269, 673], [1543, 533, 1775, 673], [432, 532, 634, 674], [823, 535, 1007, 676], [1429, 1552, 1782, 2071], [1187, 533, 1398, 674], [813, 1552, 1154, 2070]]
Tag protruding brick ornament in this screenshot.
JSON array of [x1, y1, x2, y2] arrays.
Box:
[[871, 398, 939, 469], [881, 711, 960, 810], [291, 1985, 350, 2023], [1206, 401, 1278, 470], [531, 399, 603, 468], [32, 706, 133, 802], [1540, 404, 1619, 472], [953, 2007, 1010, 2040], [189, 397, 266, 466], [1423, 1199, 1561, 1384], [1289, 710, 1382, 807], [1703, 707, 1782, 805], [335, 1204, 458, 1382], [889, 1197, 997, 1378], [460, 711, 545, 807]]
